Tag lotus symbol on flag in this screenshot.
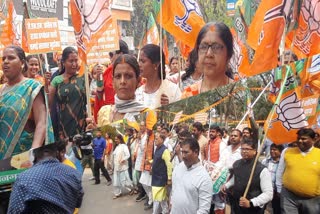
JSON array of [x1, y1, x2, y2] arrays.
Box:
[[174, 0, 202, 33], [72, 0, 111, 52], [275, 92, 308, 130], [296, 0, 320, 54]]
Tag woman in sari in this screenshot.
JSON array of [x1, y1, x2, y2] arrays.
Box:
[[97, 54, 146, 126], [49, 47, 87, 138], [113, 134, 133, 199], [0, 45, 54, 160], [181, 22, 234, 98], [25, 55, 45, 86]]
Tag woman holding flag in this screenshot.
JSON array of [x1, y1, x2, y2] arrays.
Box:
[[135, 44, 181, 109], [182, 22, 234, 98]]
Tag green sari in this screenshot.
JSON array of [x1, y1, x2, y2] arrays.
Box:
[[0, 79, 54, 160], [52, 74, 86, 137]]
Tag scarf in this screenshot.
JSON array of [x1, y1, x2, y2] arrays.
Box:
[[114, 95, 146, 114]]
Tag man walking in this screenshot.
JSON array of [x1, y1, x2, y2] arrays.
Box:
[[171, 137, 212, 214], [277, 128, 320, 214], [93, 129, 112, 185]]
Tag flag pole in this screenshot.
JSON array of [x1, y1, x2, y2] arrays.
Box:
[[236, 80, 272, 129], [84, 63, 92, 118], [159, 1, 164, 83], [242, 69, 289, 198]]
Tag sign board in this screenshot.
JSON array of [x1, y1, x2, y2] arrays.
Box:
[[227, 0, 237, 17], [87, 19, 119, 64], [25, 18, 62, 54], [12, 0, 64, 20], [302, 94, 319, 117]]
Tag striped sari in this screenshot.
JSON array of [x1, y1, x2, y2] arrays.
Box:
[[0, 78, 54, 160]]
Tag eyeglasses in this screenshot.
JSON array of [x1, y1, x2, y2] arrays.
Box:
[[240, 148, 255, 151], [198, 43, 224, 54]]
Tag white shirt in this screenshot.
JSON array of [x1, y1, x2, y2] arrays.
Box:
[[217, 145, 242, 170], [275, 146, 314, 193], [225, 168, 273, 208], [171, 162, 213, 214], [134, 133, 147, 171], [135, 79, 181, 109]]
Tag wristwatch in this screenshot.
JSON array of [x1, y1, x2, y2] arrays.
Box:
[[249, 201, 254, 208]]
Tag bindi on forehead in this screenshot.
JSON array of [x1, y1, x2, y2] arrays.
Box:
[[209, 25, 216, 32]]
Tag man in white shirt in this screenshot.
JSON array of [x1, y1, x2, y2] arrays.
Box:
[[171, 137, 212, 214], [222, 139, 273, 214]]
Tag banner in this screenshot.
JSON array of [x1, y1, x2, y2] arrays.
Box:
[[87, 18, 119, 65], [25, 18, 62, 54], [26, 0, 64, 20]]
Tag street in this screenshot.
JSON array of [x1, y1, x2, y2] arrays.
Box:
[[79, 168, 152, 214]]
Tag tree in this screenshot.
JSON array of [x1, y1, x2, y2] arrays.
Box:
[[198, 0, 233, 26]]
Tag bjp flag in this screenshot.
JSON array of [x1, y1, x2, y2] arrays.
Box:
[[162, 29, 169, 64], [145, 13, 160, 45], [1, 2, 15, 46], [154, 0, 205, 48], [70, 0, 112, 74], [247, 0, 286, 76], [265, 65, 308, 144], [230, 7, 251, 77], [285, 0, 320, 59], [299, 54, 320, 96], [176, 40, 192, 59]]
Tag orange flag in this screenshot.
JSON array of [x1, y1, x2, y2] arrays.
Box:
[[70, 0, 112, 75], [176, 40, 192, 59], [247, 0, 286, 76], [1, 2, 17, 46], [265, 65, 308, 144], [285, 0, 320, 59], [162, 30, 169, 64], [145, 13, 160, 45], [154, 0, 205, 48], [299, 54, 320, 95]]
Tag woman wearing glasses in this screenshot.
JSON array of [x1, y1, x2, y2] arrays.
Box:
[[181, 22, 234, 98]]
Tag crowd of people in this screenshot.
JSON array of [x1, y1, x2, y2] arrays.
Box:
[[0, 20, 319, 214]]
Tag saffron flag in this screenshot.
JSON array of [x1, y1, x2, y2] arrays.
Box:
[[285, 0, 320, 59], [265, 65, 308, 144], [230, 7, 251, 77], [70, 0, 112, 66], [247, 0, 287, 76], [176, 39, 192, 59], [141, 13, 160, 46], [299, 54, 320, 95], [154, 0, 205, 48], [162, 29, 169, 64], [1, 2, 16, 46]]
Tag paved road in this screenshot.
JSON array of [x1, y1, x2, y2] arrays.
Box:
[[79, 168, 152, 214]]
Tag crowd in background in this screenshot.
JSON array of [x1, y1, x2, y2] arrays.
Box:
[[0, 21, 319, 214]]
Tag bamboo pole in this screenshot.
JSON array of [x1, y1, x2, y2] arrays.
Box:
[[236, 80, 272, 129], [243, 70, 289, 198], [84, 64, 92, 117]]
